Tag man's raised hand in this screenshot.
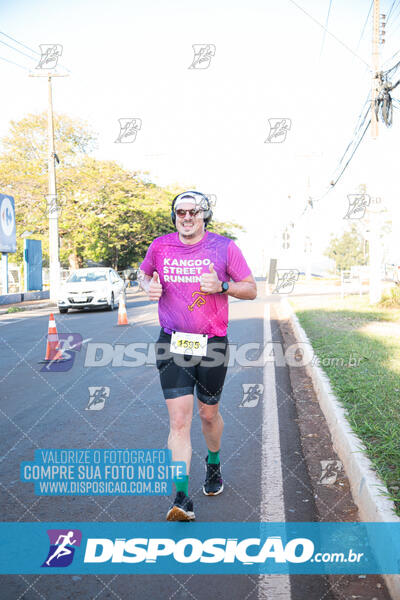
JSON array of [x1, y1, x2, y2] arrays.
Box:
[[200, 262, 220, 294]]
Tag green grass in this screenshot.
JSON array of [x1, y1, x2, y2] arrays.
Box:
[[6, 306, 24, 313], [379, 285, 400, 308], [289, 295, 400, 515]]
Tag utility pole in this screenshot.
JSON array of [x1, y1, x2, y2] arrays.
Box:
[[371, 0, 380, 139], [364, 200, 385, 304], [29, 72, 67, 301], [294, 153, 322, 282], [305, 176, 312, 281], [368, 0, 383, 302], [368, 211, 381, 303]]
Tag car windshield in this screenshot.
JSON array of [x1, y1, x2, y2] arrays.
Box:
[[67, 271, 107, 282]]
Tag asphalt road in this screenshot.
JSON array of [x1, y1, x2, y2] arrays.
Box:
[[0, 283, 335, 600]]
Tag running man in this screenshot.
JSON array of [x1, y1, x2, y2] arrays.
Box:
[[45, 531, 77, 565], [139, 191, 257, 521]]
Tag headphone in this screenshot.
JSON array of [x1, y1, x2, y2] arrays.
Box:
[[171, 191, 213, 228]]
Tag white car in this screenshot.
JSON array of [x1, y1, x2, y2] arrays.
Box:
[[58, 267, 125, 314]]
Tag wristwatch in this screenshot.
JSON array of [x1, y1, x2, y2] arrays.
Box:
[[220, 281, 229, 294]]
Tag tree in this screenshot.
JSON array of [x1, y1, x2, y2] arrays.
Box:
[[324, 224, 368, 272], [0, 113, 241, 271], [0, 112, 96, 266]]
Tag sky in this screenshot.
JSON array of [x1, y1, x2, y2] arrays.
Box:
[[1, 0, 400, 274]]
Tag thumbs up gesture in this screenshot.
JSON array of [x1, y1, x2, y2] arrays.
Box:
[[200, 262, 220, 294], [149, 271, 163, 301]]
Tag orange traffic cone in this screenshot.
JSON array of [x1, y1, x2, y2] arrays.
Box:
[[40, 313, 65, 362], [117, 293, 129, 326]]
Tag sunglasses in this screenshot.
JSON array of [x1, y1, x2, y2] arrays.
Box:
[[175, 208, 202, 218]]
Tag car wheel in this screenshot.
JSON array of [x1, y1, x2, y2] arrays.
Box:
[[59, 308, 68, 314], [107, 293, 115, 311]]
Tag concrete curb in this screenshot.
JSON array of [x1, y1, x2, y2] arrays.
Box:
[[279, 297, 400, 600], [0, 302, 55, 316], [0, 290, 50, 305], [0, 289, 142, 315]]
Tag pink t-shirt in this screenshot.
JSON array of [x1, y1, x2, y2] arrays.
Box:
[[140, 231, 252, 337]]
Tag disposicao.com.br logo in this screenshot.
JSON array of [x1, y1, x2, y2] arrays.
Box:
[[0, 522, 396, 575], [84, 535, 316, 565]]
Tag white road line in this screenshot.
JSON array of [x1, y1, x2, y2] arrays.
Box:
[[258, 302, 291, 599]]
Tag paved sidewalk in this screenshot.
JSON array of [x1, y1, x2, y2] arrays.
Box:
[[0, 298, 56, 315], [0, 288, 141, 315]]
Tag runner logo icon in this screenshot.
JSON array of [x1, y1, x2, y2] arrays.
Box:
[[239, 384, 264, 408], [42, 529, 82, 568], [86, 386, 110, 410]]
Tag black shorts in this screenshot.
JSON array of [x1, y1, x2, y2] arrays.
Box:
[[155, 329, 229, 405]]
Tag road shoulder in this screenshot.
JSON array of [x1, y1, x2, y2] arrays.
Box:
[[274, 300, 394, 600]]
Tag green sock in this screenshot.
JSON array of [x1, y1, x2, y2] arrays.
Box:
[[174, 475, 189, 496], [208, 449, 220, 464]]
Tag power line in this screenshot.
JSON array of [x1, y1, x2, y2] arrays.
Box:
[[384, 58, 400, 76], [321, 117, 371, 197], [382, 48, 400, 68], [0, 38, 38, 62], [385, 17, 400, 40], [382, 1, 400, 57], [287, 0, 371, 68], [320, 0, 333, 57], [382, 17, 400, 58], [356, 0, 373, 51], [0, 54, 29, 71], [383, 0, 400, 64], [0, 31, 70, 73], [386, 0, 400, 23], [298, 92, 372, 214], [0, 31, 40, 56], [336, 95, 371, 171]]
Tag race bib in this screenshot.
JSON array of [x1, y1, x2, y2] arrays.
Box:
[[170, 331, 208, 357]]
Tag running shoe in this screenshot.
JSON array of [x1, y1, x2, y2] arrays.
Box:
[[203, 457, 224, 496], [166, 491, 196, 521]]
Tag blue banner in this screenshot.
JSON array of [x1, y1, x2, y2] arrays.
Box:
[[0, 522, 399, 574], [20, 449, 186, 496]]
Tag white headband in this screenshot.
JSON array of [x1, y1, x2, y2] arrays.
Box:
[[174, 195, 198, 209], [175, 192, 209, 210]]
